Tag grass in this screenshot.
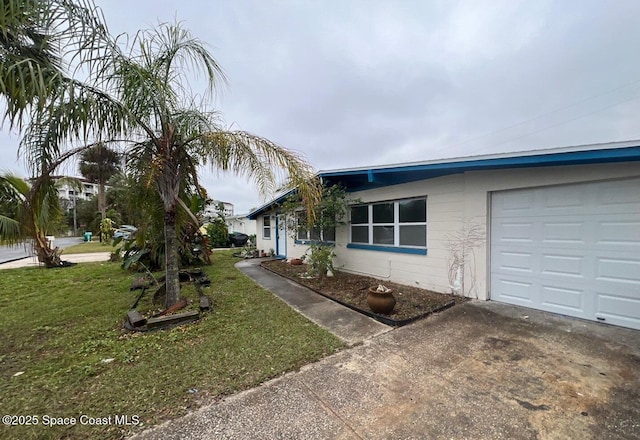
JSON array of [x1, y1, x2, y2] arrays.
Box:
[[62, 241, 116, 254], [0, 251, 345, 440]]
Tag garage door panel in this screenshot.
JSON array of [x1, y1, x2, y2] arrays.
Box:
[[493, 248, 534, 273], [595, 178, 640, 208], [541, 285, 584, 312], [493, 277, 535, 303], [496, 222, 534, 242], [595, 257, 640, 286], [596, 294, 640, 329], [540, 254, 584, 278], [491, 177, 640, 330], [542, 221, 585, 244], [496, 190, 536, 213], [543, 186, 587, 208], [596, 221, 640, 247]]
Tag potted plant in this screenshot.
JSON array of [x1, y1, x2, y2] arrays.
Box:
[[367, 284, 396, 314]]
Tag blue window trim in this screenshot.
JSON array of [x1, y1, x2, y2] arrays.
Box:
[[346, 243, 427, 255], [294, 239, 335, 246]]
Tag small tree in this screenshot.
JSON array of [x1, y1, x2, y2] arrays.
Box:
[[445, 221, 485, 297], [0, 173, 66, 267], [99, 217, 113, 242], [282, 182, 355, 277]]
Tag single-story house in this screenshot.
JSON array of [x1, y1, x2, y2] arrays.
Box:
[[225, 214, 257, 237], [248, 140, 640, 330]]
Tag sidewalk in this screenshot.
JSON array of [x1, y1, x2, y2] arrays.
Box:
[[0, 252, 111, 269], [235, 259, 391, 345]]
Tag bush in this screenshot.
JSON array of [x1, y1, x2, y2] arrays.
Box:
[[206, 219, 229, 248], [304, 243, 335, 277]]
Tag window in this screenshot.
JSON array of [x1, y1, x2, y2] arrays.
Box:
[[350, 198, 427, 250], [296, 211, 336, 243], [263, 215, 271, 239]]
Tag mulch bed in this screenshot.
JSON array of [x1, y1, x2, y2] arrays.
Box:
[[261, 259, 466, 326]]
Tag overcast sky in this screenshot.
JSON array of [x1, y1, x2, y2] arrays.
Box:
[[2, 0, 639, 213]]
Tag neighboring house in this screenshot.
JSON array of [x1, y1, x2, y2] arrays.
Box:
[[249, 140, 640, 330], [225, 214, 257, 236], [203, 200, 234, 221]]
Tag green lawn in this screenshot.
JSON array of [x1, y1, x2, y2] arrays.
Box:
[[0, 251, 344, 440], [62, 241, 116, 254]]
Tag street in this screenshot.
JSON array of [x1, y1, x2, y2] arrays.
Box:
[[0, 237, 83, 264]]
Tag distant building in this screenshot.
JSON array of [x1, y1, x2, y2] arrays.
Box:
[[203, 200, 234, 221], [52, 176, 104, 203]]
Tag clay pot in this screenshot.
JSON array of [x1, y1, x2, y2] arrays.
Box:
[[290, 258, 303, 266], [366, 287, 396, 314]]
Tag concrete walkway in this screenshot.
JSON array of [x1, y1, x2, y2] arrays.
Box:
[[235, 259, 391, 345], [129, 258, 640, 440], [131, 299, 640, 440], [0, 252, 111, 269]]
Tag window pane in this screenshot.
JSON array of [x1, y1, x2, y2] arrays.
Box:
[[323, 226, 336, 242], [351, 226, 368, 243], [310, 227, 321, 241], [351, 205, 368, 224], [399, 199, 426, 223], [373, 226, 394, 244], [399, 225, 426, 247], [263, 216, 271, 238], [373, 203, 394, 223], [296, 212, 307, 240]]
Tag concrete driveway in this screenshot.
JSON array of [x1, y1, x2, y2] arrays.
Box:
[[133, 302, 640, 440]]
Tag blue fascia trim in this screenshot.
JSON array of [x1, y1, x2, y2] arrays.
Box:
[[319, 146, 640, 191], [247, 190, 295, 219], [346, 243, 427, 255], [320, 146, 640, 178], [294, 240, 336, 246]]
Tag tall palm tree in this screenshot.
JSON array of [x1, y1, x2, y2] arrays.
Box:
[[20, 22, 321, 308], [78, 142, 120, 219]]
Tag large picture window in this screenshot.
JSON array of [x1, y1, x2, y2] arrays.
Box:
[[349, 198, 427, 250], [296, 211, 336, 243], [263, 215, 271, 239]]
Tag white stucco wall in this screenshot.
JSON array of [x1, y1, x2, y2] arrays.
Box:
[[254, 212, 311, 259], [253, 162, 639, 298], [332, 162, 640, 300]]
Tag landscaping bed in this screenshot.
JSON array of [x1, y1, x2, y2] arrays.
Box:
[[261, 259, 466, 326]]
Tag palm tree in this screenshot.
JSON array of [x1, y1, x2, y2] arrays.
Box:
[[0, 173, 65, 267], [78, 142, 120, 219], [20, 22, 321, 308], [0, 0, 108, 126]]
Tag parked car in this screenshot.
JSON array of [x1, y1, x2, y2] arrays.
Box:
[[113, 225, 137, 239], [228, 232, 249, 247]]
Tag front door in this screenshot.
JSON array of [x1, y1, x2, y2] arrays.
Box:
[[275, 214, 287, 258]]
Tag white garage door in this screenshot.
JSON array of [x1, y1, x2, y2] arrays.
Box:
[[491, 178, 640, 330]]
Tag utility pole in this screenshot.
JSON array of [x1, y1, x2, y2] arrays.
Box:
[[73, 194, 77, 236]]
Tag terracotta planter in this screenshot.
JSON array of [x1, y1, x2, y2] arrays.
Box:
[[290, 258, 303, 266], [367, 287, 396, 314]]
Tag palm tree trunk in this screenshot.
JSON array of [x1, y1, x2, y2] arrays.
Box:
[[98, 182, 106, 219], [164, 207, 181, 308], [34, 233, 61, 268]]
